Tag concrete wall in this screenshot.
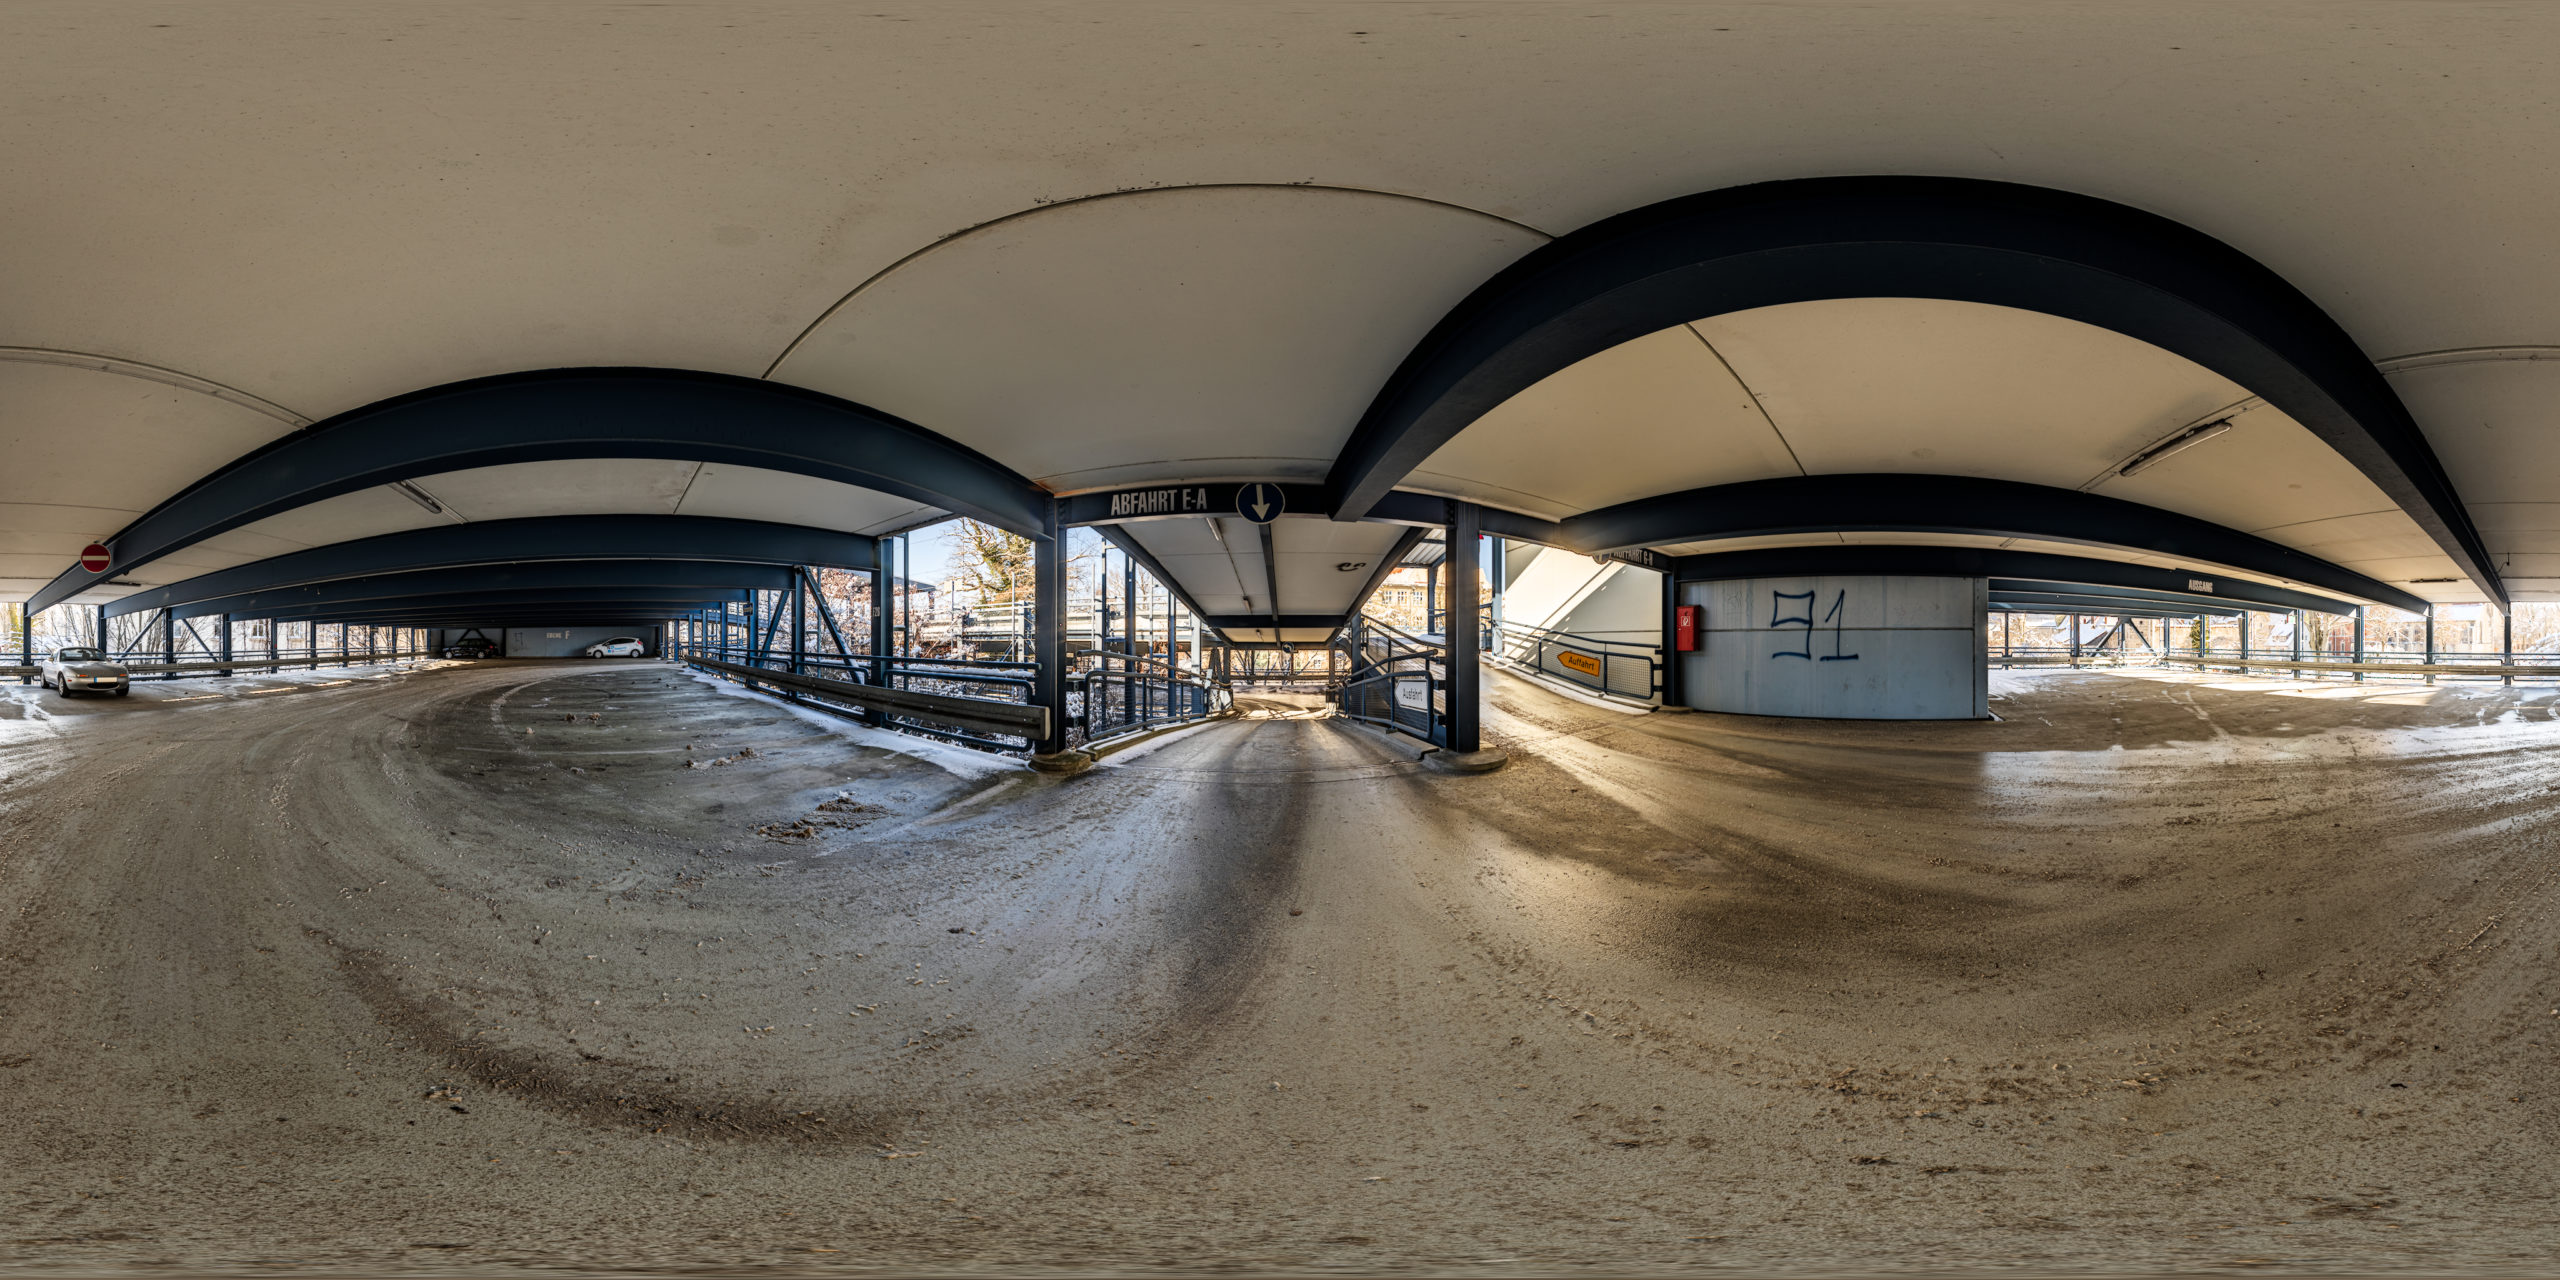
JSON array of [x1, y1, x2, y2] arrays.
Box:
[[1499, 542, 1660, 645], [501, 626, 659, 658], [1677, 576, 1987, 719]]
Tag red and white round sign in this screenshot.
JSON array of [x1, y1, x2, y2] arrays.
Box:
[[79, 544, 110, 574]]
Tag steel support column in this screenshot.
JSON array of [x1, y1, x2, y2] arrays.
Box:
[[1659, 568, 1683, 707], [1122, 547, 1137, 730], [1446, 501, 1482, 753], [2354, 607, 2367, 681], [2424, 606, 2436, 684], [868, 539, 891, 724], [792, 571, 806, 676], [1033, 514, 1069, 757], [2505, 609, 2515, 686]]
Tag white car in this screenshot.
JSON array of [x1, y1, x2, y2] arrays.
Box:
[[581, 636, 646, 658], [40, 646, 130, 697]]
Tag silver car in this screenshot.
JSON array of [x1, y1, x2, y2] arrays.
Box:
[[40, 646, 130, 697], [582, 636, 646, 658]]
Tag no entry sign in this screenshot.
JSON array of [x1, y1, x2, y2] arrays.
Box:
[[79, 544, 110, 573]]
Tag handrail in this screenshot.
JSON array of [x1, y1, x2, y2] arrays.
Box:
[[1488, 617, 1661, 702], [7, 651, 429, 682], [687, 654, 1050, 742], [2161, 654, 2560, 678]]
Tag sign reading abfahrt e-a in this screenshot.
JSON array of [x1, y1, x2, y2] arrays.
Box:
[[1101, 486, 1218, 519], [1059, 481, 1321, 528]]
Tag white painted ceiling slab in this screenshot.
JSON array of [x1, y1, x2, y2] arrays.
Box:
[[770, 185, 1544, 492], [1407, 325, 1796, 519], [10, 6, 2560, 609], [672, 464, 942, 537]]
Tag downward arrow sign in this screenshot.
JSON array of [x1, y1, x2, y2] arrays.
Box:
[[1250, 496, 1271, 520]]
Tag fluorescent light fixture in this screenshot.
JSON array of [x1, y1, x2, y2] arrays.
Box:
[[2119, 418, 2234, 477], [390, 480, 445, 514]]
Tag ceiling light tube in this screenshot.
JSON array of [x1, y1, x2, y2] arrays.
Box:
[[2119, 419, 2233, 477]]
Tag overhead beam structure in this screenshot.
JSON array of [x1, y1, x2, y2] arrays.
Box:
[[1664, 542, 2369, 616], [1991, 591, 2244, 618], [1989, 579, 2292, 616], [168, 560, 796, 621], [1326, 175, 2502, 605], [1612, 475, 2420, 613], [244, 588, 756, 626], [105, 515, 877, 619], [34, 367, 1047, 614]]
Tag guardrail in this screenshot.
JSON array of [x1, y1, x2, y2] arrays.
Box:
[[5, 651, 430, 683], [1491, 619, 1660, 702], [1072, 648, 1228, 747], [2161, 654, 2560, 679], [1340, 616, 1445, 746], [683, 654, 1050, 744]]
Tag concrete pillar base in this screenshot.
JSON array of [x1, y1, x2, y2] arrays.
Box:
[[1427, 747, 1511, 774], [1026, 750, 1094, 775]]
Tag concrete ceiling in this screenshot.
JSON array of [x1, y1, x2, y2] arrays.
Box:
[[6, 2, 2556, 617]]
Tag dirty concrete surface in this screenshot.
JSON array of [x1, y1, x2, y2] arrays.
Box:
[[1, 658, 2556, 1274]]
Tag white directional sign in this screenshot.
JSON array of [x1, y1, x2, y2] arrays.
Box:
[[1238, 482, 1285, 524]]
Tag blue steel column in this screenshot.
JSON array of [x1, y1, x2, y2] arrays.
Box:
[[1659, 567, 1683, 707], [2423, 605, 2436, 684], [2353, 606, 2366, 682], [218, 612, 234, 677], [868, 538, 892, 725], [1446, 500, 1482, 753], [161, 609, 175, 676], [1033, 511, 1068, 757], [2504, 609, 2515, 686], [1122, 547, 1136, 730], [791, 570, 806, 676], [14, 606, 27, 683]]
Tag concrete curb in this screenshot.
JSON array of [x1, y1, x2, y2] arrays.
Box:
[[1425, 747, 1512, 774], [1025, 750, 1094, 775]]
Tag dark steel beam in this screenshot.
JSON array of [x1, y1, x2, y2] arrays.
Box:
[[1669, 543, 2366, 615], [1989, 578, 2290, 616], [170, 560, 794, 621], [1258, 521, 1281, 630], [1991, 591, 2243, 618], [1199, 615, 1350, 631], [1326, 176, 2500, 604], [34, 367, 1047, 614], [250, 588, 752, 625], [1593, 474, 2421, 613], [105, 515, 875, 619], [1990, 602, 2234, 621]]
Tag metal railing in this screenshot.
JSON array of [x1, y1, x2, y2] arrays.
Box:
[[1490, 619, 1660, 702], [1338, 615, 1445, 746], [7, 647, 430, 684], [684, 653, 1050, 747], [1071, 648, 1229, 748]]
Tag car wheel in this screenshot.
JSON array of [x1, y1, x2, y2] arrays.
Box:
[[114, 687, 129, 697]]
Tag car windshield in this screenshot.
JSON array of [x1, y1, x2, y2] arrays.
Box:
[[55, 647, 105, 661]]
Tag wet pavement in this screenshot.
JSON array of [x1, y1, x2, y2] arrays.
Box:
[[1, 659, 2556, 1273]]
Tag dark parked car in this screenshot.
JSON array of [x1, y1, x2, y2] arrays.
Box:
[[442, 637, 500, 659]]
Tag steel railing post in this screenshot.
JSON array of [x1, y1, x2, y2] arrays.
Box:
[[1032, 510, 1069, 757], [1446, 500, 1481, 753]]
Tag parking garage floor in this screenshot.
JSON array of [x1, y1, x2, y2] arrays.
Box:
[[2, 661, 2557, 1273]]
